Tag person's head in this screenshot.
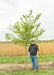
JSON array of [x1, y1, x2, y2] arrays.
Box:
[[31, 40, 34, 44]]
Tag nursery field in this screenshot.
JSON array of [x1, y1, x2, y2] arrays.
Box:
[[0, 42, 54, 56], [0, 55, 54, 63]]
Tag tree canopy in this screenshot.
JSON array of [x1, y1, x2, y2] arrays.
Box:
[[5, 10, 45, 46]]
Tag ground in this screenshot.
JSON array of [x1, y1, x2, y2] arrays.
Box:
[[0, 55, 54, 75], [0, 61, 54, 72]]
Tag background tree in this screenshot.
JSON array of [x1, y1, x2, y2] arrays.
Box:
[[5, 10, 45, 60]]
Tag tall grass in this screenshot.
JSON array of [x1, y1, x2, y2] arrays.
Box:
[[0, 42, 54, 56]]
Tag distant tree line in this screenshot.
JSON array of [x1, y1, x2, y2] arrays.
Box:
[[0, 39, 54, 44]]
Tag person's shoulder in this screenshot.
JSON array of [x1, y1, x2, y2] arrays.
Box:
[[34, 44, 38, 46]]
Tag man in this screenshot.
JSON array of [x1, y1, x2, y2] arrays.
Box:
[[28, 40, 39, 72]]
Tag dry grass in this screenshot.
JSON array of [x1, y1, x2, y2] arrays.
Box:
[[0, 42, 54, 56]]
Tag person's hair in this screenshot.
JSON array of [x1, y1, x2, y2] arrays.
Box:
[[31, 40, 34, 42]]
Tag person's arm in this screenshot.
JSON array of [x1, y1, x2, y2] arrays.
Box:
[[36, 51, 39, 57], [28, 46, 30, 56], [36, 45, 39, 57]]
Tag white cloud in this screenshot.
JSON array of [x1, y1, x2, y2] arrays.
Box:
[[0, 0, 54, 41]]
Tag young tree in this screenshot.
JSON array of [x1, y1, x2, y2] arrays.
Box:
[[5, 10, 45, 60]]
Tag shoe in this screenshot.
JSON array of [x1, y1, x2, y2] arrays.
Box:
[[31, 68, 35, 70], [36, 69, 38, 72]]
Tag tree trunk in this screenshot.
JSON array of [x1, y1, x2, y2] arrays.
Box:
[[25, 43, 27, 62]]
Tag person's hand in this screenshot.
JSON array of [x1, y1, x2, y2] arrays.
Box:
[[36, 54, 38, 57], [28, 55, 29, 57]]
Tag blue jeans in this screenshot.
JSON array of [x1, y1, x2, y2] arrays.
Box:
[[30, 55, 38, 69]]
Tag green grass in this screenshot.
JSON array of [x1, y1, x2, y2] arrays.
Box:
[[0, 69, 54, 75], [0, 55, 54, 75], [0, 55, 54, 63]]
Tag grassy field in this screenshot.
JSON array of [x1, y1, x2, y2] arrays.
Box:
[[0, 42, 54, 56], [0, 55, 54, 63], [0, 69, 54, 75]]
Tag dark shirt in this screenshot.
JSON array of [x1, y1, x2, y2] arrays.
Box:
[[28, 44, 39, 56]]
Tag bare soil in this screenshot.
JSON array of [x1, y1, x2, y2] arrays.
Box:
[[0, 61, 54, 72]]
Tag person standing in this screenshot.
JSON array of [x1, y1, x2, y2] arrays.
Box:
[[28, 40, 39, 72]]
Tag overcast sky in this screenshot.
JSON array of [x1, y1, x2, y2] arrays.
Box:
[[0, 0, 54, 41]]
